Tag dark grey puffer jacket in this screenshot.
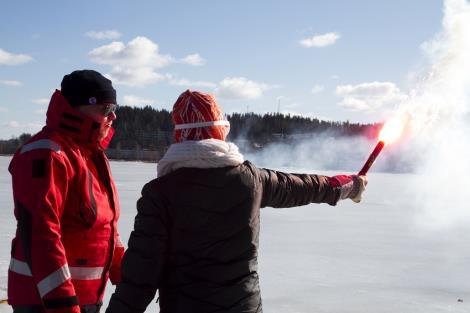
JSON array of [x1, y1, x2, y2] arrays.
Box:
[[107, 161, 342, 313]]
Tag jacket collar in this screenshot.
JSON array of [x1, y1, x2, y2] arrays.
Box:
[[45, 90, 114, 150], [157, 139, 244, 177]]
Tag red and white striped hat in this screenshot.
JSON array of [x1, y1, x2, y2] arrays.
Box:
[[172, 90, 230, 142]]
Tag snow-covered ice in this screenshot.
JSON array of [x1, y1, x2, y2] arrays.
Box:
[[1, 155, 469, 312]]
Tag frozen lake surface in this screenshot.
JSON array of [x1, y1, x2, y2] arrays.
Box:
[[1, 155, 469, 312]]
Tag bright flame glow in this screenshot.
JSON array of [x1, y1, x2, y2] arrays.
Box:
[[378, 116, 406, 144]]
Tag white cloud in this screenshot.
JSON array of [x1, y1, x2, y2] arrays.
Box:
[[0, 107, 8, 112], [89, 36, 207, 87], [122, 95, 156, 107], [89, 37, 173, 68], [215, 77, 271, 100], [106, 67, 165, 87], [32, 98, 49, 105], [89, 36, 173, 86], [2, 121, 42, 131], [85, 30, 122, 40], [5, 121, 19, 128], [335, 81, 408, 111], [299, 32, 340, 48], [0, 48, 33, 65], [0, 121, 43, 138], [170, 78, 216, 88], [311, 85, 325, 94], [179, 53, 206, 66], [35, 109, 47, 114], [337, 97, 371, 111], [0, 80, 22, 86], [166, 74, 216, 88]]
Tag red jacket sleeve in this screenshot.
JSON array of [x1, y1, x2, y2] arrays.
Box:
[[12, 147, 80, 313], [109, 234, 125, 285]]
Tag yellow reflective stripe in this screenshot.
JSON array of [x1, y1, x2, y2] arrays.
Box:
[[20, 139, 61, 155], [69, 267, 104, 280], [9, 258, 32, 276], [37, 264, 71, 298]]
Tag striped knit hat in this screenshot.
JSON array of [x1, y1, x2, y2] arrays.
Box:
[[172, 90, 230, 142]]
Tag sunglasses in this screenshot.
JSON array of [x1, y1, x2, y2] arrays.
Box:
[[101, 103, 118, 117]]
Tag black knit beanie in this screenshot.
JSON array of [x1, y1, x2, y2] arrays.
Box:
[[61, 70, 116, 107]]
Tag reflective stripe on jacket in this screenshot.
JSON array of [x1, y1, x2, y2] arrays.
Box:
[[8, 90, 124, 313]]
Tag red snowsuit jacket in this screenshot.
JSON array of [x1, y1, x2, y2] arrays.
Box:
[[8, 90, 124, 313]]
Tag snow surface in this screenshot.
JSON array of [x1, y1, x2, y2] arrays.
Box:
[[1, 155, 469, 312]]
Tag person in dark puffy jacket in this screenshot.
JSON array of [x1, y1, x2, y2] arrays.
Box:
[[8, 70, 124, 313], [106, 90, 367, 313]]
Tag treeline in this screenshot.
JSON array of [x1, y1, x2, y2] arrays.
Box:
[[0, 106, 381, 158], [110, 106, 174, 150], [0, 133, 32, 155], [228, 112, 379, 143]]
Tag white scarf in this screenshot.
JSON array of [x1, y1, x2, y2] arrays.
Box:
[[157, 139, 244, 177]]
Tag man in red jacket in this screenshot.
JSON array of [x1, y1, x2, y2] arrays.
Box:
[[8, 70, 124, 313]]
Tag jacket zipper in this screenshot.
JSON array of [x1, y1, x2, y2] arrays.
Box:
[[95, 153, 116, 300]]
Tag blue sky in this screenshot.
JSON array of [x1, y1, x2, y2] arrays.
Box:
[[0, 0, 444, 138]]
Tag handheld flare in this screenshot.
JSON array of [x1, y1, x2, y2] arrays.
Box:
[[358, 115, 405, 176], [358, 141, 385, 176]]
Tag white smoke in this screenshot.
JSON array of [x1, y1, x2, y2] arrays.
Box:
[[242, 134, 411, 174], [242, 0, 470, 229], [395, 0, 470, 229]]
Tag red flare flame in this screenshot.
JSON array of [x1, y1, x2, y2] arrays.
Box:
[[358, 116, 406, 176]]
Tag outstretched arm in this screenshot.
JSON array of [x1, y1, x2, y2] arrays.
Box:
[[258, 166, 366, 208]]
